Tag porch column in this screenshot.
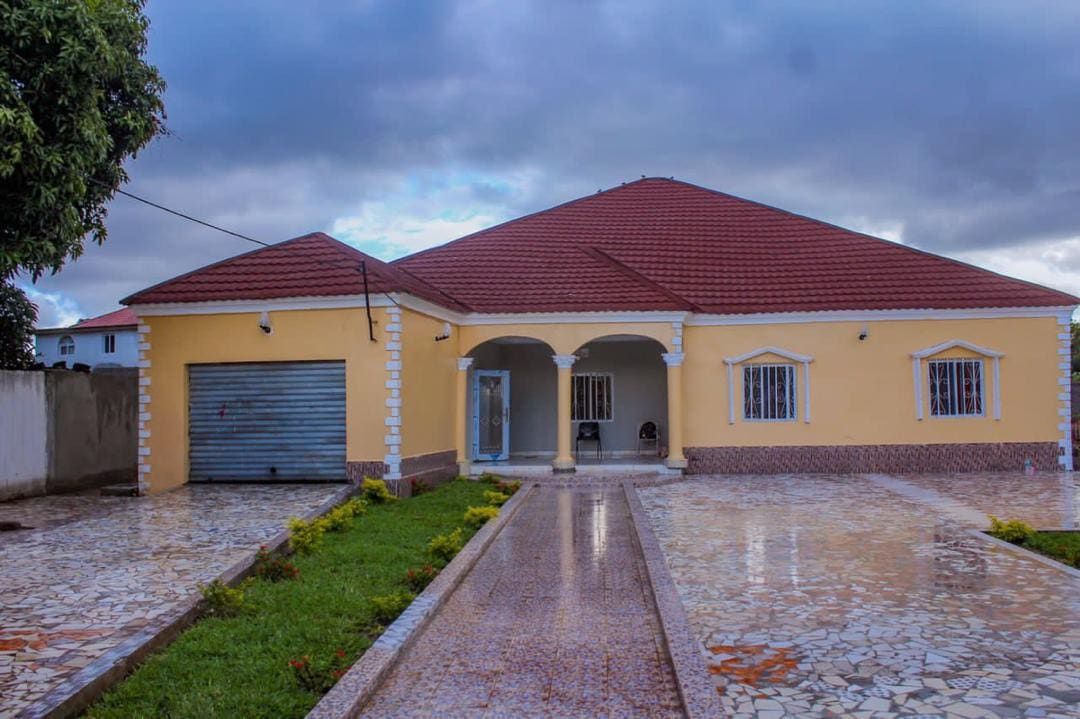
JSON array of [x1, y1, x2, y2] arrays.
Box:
[[455, 357, 473, 475], [662, 352, 687, 470], [552, 354, 577, 472]]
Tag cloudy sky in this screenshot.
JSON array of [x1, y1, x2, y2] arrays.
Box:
[[21, 0, 1080, 325]]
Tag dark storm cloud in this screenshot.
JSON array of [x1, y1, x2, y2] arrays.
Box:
[[25, 0, 1080, 318]]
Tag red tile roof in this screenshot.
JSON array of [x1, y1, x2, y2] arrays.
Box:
[[395, 178, 1077, 313], [123, 179, 1077, 314], [123, 233, 467, 310], [73, 307, 139, 329]]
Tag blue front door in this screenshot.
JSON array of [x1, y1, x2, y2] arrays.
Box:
[[472, 370, 510, 461]]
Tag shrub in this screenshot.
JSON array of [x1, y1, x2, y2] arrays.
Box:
[[428, 527, 464, 564], [410, 478, 433, 496], [254, 546, 299, 582], [403, 565, 439, 593], [454, 474, 470, 482], [484, 490, 509, 507], [288, 649, 352, 694], [464, 505, 499, 529], [362, 477, 397, 504], [199, 579, 248, 617], [322, 498, 366, 532], [496, 479, 522, 495], [288, 516, 327, 555], [988, 515, 1036, 544], [478, 472, 501, 485], [369, 591, 415, 624]]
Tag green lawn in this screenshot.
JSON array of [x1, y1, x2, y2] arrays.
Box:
[[87, 480, 488, 719], [1021, 531, 1080, 568]]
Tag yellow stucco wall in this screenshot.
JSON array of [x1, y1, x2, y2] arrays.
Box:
[[683, 316, 1060, 447], [142, 308, 388, 494], [400, 309, 458, 458], [459, 321, 676, 355]]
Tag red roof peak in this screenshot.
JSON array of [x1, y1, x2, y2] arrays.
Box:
[[123, 232, 467, 310], [394, 177, 1078, 313]]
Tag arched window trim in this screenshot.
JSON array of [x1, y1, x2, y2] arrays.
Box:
[[724, 346, 814, 425], [58, 335, 75, 356], [911, 339, 1004, 421]]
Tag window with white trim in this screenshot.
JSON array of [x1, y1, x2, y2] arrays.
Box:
[[58, 335, 75, 356], [743, 364, 797, 421], [928, 358, 983, 417], [103, 334, 116, 354], [572, 372, 613, 422]]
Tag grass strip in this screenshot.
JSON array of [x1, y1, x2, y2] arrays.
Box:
[[87, 480, 487, 719], [1021, 530, 1080, 568]]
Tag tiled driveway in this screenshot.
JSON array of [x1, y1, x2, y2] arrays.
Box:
[[361, 487, 683, 717], [639, 473, 1080, 718], [0, 484, 343, 718]]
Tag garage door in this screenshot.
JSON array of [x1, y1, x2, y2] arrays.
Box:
[[188, 361, 346, 482]]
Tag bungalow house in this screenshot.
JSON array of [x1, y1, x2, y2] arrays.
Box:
[[35, 307, 140, 370], [123, 178, 1078, 495]]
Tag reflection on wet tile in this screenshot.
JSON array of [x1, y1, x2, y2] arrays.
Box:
[[640, 475, 1080, 718], [0, 484, 341, 716], [361, 487, 682, 718]]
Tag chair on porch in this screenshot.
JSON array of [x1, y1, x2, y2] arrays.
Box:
[[637, 420, 661, 457], [576, 421, 603, 460]]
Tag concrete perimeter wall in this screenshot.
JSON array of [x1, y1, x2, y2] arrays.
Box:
[[0, 370, 137, 500]]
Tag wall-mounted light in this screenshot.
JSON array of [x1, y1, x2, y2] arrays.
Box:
[[858, 323, 869, 341], [434, 322, 452, 342], [258, 311, 273, 335]]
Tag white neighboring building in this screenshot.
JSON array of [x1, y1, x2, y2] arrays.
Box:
[[35, 307, 139, 369]]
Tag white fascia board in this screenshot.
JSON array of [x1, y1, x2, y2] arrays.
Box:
[[911, 339, 1005, 359], [687, 305, 1076, 326], [132, 294, 395, 316], [724, 346, 814, 365], [460, 310, 691, 325]]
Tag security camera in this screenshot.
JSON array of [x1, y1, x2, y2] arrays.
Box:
[[259, 322, 273, 335], [858, 330, 868, 341], [258, 311, 273, 335]]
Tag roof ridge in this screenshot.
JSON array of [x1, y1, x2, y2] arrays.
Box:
[[392, 178, 656, 266], [122, 232, 340, 305], [583, 246, 702, 312]]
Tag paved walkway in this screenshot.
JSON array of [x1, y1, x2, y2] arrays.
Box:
[[361, 486, 683, 717], [639, 473, 1080, 718], [0, 484, 342, 718]]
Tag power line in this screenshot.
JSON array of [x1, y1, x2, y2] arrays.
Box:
[[87, 176, 271, 248]]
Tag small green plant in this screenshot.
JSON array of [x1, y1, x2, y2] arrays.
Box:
[[362, 477, 397, 504], [484, 490, 509, 507], [369, 591, 415, 624], [453, 474, 470, 482], [464, 505, 499, 529], [478, 472, 502, 484], [254, 546, 300, 582], [403, 565, 439, 593], [321, 498, 367, 531], [496, 479, 521, 495], [427, 527, 464, 564], [288, 649, 352, 694], [199, 579, 249, 617], [988, 515, 1036, 544], [288, 516, 327, 554]]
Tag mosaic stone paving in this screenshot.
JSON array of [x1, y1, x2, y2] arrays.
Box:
[[894, 472, 1079, 530], [0, 484, 342, 718], [361, 487, 683, 718], [640, 474, 1080, 718]]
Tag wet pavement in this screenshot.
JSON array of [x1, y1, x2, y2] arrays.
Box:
[[639, 474, 1080, 718], [360, 487, 683, 718], [0, 484, 342, 718]]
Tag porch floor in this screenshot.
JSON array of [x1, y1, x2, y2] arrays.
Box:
[[470, 455, 675, 477]]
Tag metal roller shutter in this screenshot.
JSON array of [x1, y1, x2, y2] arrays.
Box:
[[188, 361, 346, 482]]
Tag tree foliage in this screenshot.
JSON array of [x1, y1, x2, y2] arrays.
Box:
[[1, 0, 165, 280], [0, 281, 37, 369]]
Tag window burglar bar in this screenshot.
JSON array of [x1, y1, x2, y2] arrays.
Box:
[[928, 359, 983, 417], [743, 364, 797, 421], [572, 372, 613, 422]]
